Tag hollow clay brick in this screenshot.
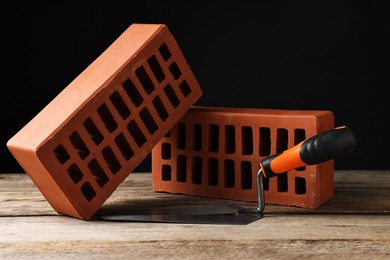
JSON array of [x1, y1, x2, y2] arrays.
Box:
[[7, 24, 202, 220], [152, 106, 334, 209]]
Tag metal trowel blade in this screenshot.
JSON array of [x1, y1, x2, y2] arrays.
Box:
[[98, 206, 262, 225]]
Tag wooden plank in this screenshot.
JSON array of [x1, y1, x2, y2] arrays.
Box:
[[1, 214, 390, 241], [0, 171, 389, 259], [2, 171, 388, 217], [1, 239, 389, 259], [0, 215, 389, 258]]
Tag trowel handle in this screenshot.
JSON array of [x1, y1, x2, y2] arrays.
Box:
[[259, 126, 357, 178]]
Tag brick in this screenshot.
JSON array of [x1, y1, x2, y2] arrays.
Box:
[[7, 24, 202, 220], [152, 106, 334, 209]]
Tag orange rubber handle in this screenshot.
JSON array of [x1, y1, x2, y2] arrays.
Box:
[[259, 126, 356, 178]]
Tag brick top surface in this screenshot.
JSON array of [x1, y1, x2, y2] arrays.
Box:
[[188, 106, 333, 117]]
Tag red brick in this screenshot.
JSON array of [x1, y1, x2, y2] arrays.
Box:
[[152, 106, 334, 209], [7, 24, 202, 220]]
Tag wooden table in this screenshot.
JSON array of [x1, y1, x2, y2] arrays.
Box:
[[1, 170, 389, 259]]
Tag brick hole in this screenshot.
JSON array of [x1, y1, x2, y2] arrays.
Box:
[[162, 164, 172, 181], [101, 146, 122, 174], [161, 143, 171, 159], [87, 159, 109, 188], [81, 182, 96, 202], [147, 55, 165, 83], [67, 164, 83, 184], [294, 128, 307, 171], [262, 176, 269, 191], [164, 84, 180, 108], [127, 120, 147, 147], [224, 159, 235, 188], [209, 124, 219, 153], [177, 155, 187, 183], [69, 131, 90, 160], [242, 126, 253, 155], [295, 177, 306, 194], [140, 107, 158, 135], [177, 123, 186, 149], [110, 91, 130, 120], [97, 103, 118, 133], [114, 133, 134, 161], [135, 66, 155, 95], [169, 62, 182, 80], [159, 43, 171, 61], [259, 127, 271, 156], [225, 125, 235, 154], [152, 95, 169, 122], [179, 80, 192, 97], [122, 78, 143, 107], [83, 117, 103, 145], [241, 161, 252, 190], [277, 128, 288, 153], [192, 156, 202, 185], [193, 124, 202, 151], [294, 128, 306, 144], [277, 173, 288, 192], [53, 144, 70, 164], [164, 130, 171, 137], [208, 158, 219, 186]]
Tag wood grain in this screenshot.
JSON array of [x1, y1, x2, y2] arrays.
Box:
[[1, 170, 389, 259]]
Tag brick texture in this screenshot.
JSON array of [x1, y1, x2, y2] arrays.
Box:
[[152, 106, 334, 209], [7, 24, 202, 220]]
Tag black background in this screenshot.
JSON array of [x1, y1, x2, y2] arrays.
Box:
[[2, 1, 389, 173]]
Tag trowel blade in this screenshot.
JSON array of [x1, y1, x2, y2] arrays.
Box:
[[98, 206, 262, 225]]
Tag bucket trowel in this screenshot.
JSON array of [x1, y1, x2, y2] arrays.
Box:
[[99, 126, 357, 225]]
